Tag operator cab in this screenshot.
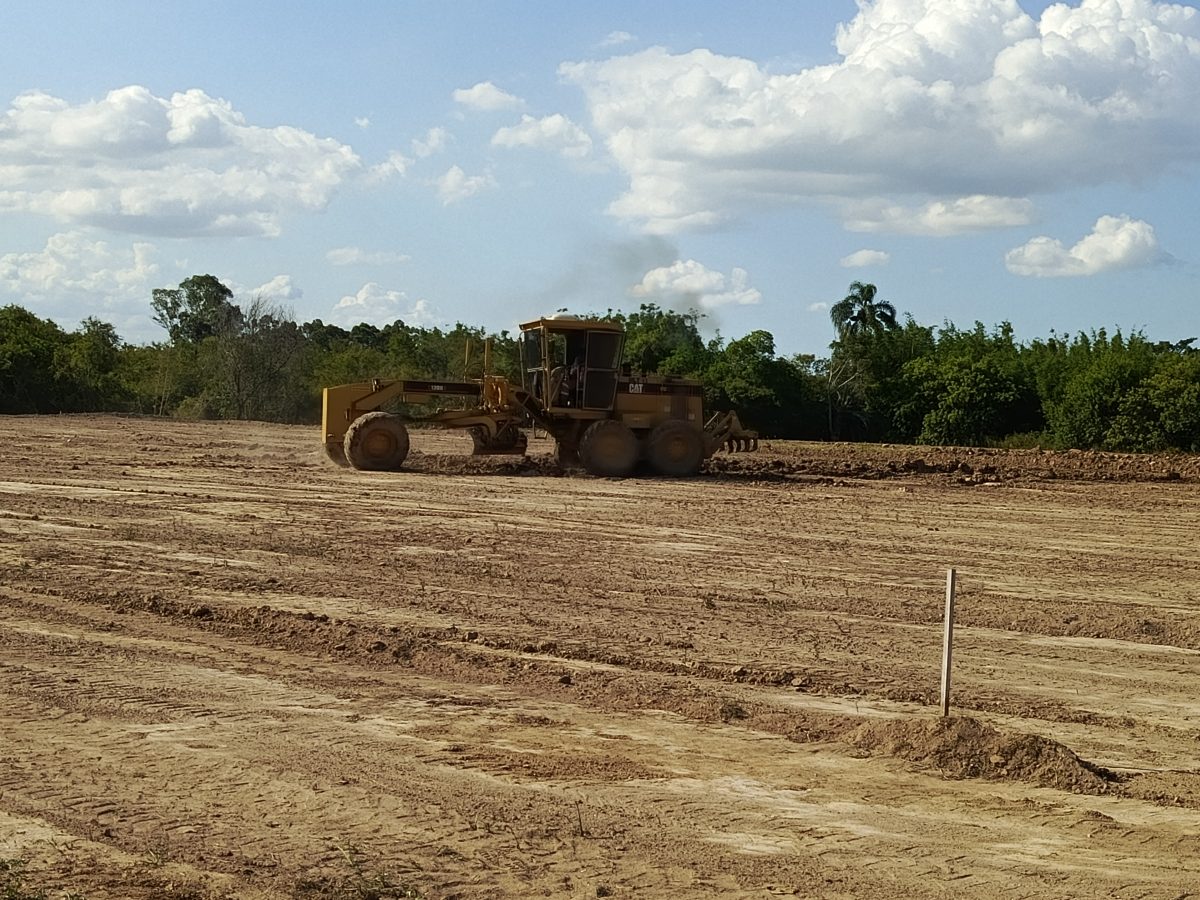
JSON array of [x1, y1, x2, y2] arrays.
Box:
[[518, 315, 625, 413]]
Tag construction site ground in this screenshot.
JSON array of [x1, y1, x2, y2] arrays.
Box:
[[2, 414, 1199, 899]]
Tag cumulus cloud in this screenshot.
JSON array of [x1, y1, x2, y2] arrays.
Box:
[[630, 259, 761, 309], [807, 302, 830, 313], [0, 230, 158, 303], [1005, 214, 1161, 277], [562, 1, 1200, 235], [845, 195, 1035, 235], [436, 165, 495, 204], [326, 246, 411, 266], [452, 81, 524, 111], [0, 85, 361, 237], [331, 282, 436, 327], [491, 114, 593, 159], [245, 274, 302, 302], [367, 150, 411, 182], [354, 116, 370, 129], [412, 126, 448, 158], [840, 249, 891, 268]]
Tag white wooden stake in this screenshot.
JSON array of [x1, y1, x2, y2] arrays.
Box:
[[940, 568, 956, 717]]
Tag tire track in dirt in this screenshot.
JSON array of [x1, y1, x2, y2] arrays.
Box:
[[0, 592, 903, 897], [5, 416, 1200, 898], [9, 535, 1200, 775]]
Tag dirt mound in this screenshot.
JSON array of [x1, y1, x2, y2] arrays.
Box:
[[406, 450, 562, 476], [843, 716, 1115, 794], [708, 442, 1200, 483]]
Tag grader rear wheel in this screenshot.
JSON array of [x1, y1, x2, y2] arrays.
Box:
[[343, 411, 410, 471], [646, 419, 704, 476], [579, 419, 639, 477]]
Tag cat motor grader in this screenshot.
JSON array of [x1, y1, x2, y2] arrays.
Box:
[[321, 314, 757, 477]]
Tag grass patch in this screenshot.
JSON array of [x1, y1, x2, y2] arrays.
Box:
[[294, 846, 423, 900]]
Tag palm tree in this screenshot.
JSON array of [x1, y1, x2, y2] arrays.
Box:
[[829, 281, 898, 338]]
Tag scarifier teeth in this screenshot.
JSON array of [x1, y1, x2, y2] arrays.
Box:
[[723, 437, 758, 453]]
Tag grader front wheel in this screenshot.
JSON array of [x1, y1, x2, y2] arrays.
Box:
[[579, 420, 639, 477], [343, 411, 410, 471], [646, 419, 704, 476]]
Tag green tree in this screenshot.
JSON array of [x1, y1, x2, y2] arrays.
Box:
[[900, 355, 1022, 446], [829, 282, 898, 339], [151, 274, 241, 345], [612, 304, 710, 375], [209, 298, 310, 420], [891, 321, 1041, 445], [0, 306, 71, 412], [706, 330, 778, 410], [1106, 353, 1200, 452], [704, 330, 825, 437], [1044, 332, 1155, 449], [825, 311, 933, 441], [311, 344, 390, 389], [54, 317, 126, 410], [301, 319, 352, 351]]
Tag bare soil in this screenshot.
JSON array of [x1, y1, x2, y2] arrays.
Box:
[[2, 415, 1199, 899]]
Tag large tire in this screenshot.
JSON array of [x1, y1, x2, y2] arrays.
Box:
[[579, 419, 639, 477], [646, 419, 704, 477], [343, 412, 409, 471]]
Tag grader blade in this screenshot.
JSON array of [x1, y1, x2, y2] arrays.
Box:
[[469, 425, 529, 456]]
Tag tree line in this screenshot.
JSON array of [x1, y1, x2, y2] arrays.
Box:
[[2, 275, 1197, 452]]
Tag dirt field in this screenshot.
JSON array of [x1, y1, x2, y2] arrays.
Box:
[[2, 415, 1199, 899]]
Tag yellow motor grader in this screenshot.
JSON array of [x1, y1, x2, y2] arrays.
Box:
[[321, 314, 757, 477]]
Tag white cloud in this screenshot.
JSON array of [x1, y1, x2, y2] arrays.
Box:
[[630, 259, 761, 309], [1005, 214, 1161, 277], [845, 196, 1035, 235], [354, 116, 371, 129], [840, 249, 891, 268], [331, 282, 436, 327], [326, 246, 411, 266], [367, 150, 411, 182], [436, 165, 495, 204], [0, 230, 158, 304], [562, 1, 1200, 235], [412, 126, 448, 158], [600, 31, 636, 48], [245, 274, 302, 302], [807, 301, 830, 313], [491, 114, 593, 159], [0, 85, 362, 237], [452, 81, 524, 111]]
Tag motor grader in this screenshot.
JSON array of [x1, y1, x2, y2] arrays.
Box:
[[321, 314, 757, 477]]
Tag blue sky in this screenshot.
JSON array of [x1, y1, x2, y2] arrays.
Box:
[[1, 0, 1197, 357]]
